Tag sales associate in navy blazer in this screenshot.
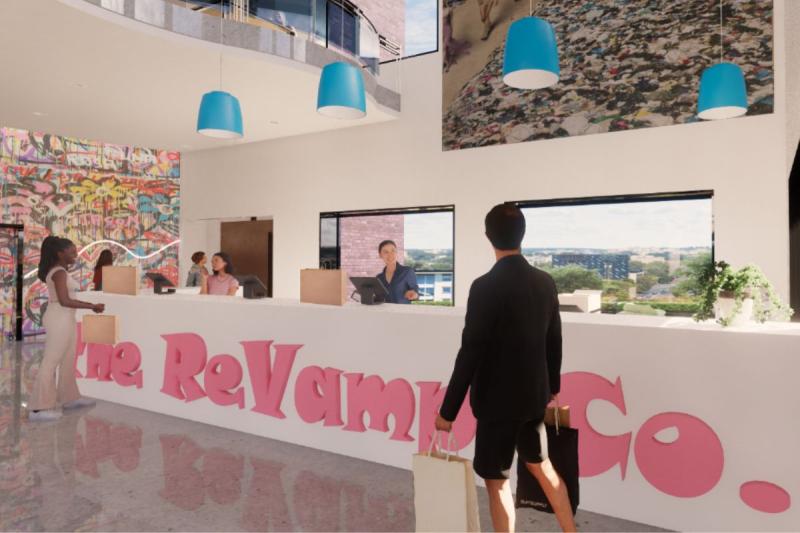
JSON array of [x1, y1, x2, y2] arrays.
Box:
[[376, 240, 419, 304]]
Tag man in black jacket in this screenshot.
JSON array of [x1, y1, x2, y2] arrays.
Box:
[[435, 203, 575, 532]]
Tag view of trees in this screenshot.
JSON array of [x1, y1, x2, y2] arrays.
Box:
[[542, 264, 603, 294], [536, 251, 713, 317], [405, 249, 453, 271]]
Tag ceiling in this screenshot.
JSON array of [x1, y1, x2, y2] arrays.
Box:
[[0, 0, 398, 152]]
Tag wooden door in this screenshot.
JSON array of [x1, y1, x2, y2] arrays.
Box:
[[221, 220, 273, 297]]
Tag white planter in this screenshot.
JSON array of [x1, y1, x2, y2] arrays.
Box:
[[715, 297, 754, 326]]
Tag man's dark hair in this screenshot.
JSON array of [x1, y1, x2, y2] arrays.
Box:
[[485, 203, 526, 250], [191, 251, 205, 264], [378, 240, 397, 253]]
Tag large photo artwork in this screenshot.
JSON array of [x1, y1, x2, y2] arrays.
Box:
[[0, 127, 180, 336], [442, 0, 774, 151]]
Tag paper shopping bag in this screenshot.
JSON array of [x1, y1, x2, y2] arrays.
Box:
[[81, 314, 119, 345], [515, 406, 579, 515], [413, 434, 480, 532]]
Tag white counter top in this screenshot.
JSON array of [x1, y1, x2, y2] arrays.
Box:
[[85, 291, 800, 335]]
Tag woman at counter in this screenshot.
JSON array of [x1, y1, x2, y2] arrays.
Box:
[[186, 251, 208, 287], [92, 249, 113, 291], [376, 240, 419, 304], [200, 252, 239, 296], [30, 236, 105, 421]]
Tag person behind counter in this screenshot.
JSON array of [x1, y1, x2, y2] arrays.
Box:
[[200, 251, 239, 296], [376, 240, 419, 304], [29, 236, 105, 422], [92, 249, 113, 291], [186, 251, 208, 287]]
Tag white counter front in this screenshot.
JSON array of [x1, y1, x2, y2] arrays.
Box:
[[74, 292, 800, 531]]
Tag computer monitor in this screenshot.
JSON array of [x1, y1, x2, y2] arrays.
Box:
[[235, 275, 269, 299], [349, 276, 389, 305], [145, 272, 175, 295]]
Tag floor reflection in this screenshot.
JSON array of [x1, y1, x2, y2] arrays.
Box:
[[0, 339, 415, 532], [0, 339, 663, 533]]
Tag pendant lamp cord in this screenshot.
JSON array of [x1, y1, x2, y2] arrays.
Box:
[[719, 0, 724, 63], [219, 2, 224, 91]]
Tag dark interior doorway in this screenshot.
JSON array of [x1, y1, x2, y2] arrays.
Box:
[[1, 223, 24, 340], [221, 219, 273, 297], [790, 140, 800, 320]]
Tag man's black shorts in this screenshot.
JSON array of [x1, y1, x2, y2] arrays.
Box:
[[473, 417, 548, 480]]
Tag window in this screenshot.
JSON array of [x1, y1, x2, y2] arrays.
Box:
[[514, 191, 714, 317], [320, 205, 454, 305], [327, 1, 358, 55], [404, 0, 438, 58]]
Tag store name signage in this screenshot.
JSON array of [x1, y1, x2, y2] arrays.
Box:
[[74, 327, 794, 512], [74, 328, 476, 452]]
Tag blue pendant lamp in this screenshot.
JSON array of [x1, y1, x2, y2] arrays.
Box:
[[197, 21, 244, 139], [697, 0, 747, 120], [197, 90, 243, 138], [502, 3, 559, 90], [317, 61, 366, 119]]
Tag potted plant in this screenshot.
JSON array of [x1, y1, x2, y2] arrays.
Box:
[[693, 261, 793, 326]]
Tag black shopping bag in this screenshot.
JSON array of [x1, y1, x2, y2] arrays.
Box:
[[515, 409, 579, 515]]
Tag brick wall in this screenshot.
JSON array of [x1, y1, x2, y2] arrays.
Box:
[[340, 215, 405, 278], [356, 0, 404, 61]]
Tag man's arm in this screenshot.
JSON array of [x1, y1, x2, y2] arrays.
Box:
[[546, 282, 562, 395], [439, 280, 495, 421]]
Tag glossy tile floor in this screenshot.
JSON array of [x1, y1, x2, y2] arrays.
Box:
[[0, 339, 666, 532]]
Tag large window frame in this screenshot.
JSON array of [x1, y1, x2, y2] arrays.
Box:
[[319, 204, 455, 304], [511, 190, 715, 316]]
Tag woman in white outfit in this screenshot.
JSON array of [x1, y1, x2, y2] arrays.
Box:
[[29, 236, 105, 422]]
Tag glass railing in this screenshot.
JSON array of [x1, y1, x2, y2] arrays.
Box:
[[166, 0, 400, 75]]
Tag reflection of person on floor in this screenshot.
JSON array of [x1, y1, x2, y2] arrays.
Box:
[[444, 8, 472, 71], [30, 414, 101, 530]]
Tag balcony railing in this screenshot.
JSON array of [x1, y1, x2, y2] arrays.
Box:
[[167, 0, 401, 75]]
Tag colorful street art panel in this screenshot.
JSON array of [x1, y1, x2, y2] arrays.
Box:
[[16, 130, 67, 166], [0, 127, 181, 337], [100, 143, 131, 173], [64, 138, 102, 169], [129, 147, 181, 178], [442, 0, 774, 150]]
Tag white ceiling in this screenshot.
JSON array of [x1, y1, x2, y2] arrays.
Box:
[[0, 0, 398, 152]]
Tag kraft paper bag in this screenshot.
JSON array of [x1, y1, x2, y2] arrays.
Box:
[[300, 269, 348, 306], [82, 314, 119, 345], [102, 266, 139, 296], [413, 433, 480, 532]]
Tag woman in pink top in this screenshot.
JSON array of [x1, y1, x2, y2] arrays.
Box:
[[200, 252, 239, 296]]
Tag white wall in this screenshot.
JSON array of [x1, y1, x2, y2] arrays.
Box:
[[182, 1, 792, 305], [178, 219, 220, 286]]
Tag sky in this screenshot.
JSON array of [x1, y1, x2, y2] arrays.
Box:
[[404, 212, 453, 249], [405, 0, 438, 56], [521, 199, 713, 250]]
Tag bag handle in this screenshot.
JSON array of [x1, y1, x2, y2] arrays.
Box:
[[553, 398, 561, 435], [427, 431, 458, 461]]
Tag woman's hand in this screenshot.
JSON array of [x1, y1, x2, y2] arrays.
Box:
[[92, 303, 105, 314], [405, 290, 419, 301]]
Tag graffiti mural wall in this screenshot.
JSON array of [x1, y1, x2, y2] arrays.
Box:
[[0, 127, 180, 336], [442, 0, 774, 151]]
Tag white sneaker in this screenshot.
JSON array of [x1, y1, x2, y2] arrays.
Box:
[[62, 397, 96, 409], [29, 409, 62, 422]]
